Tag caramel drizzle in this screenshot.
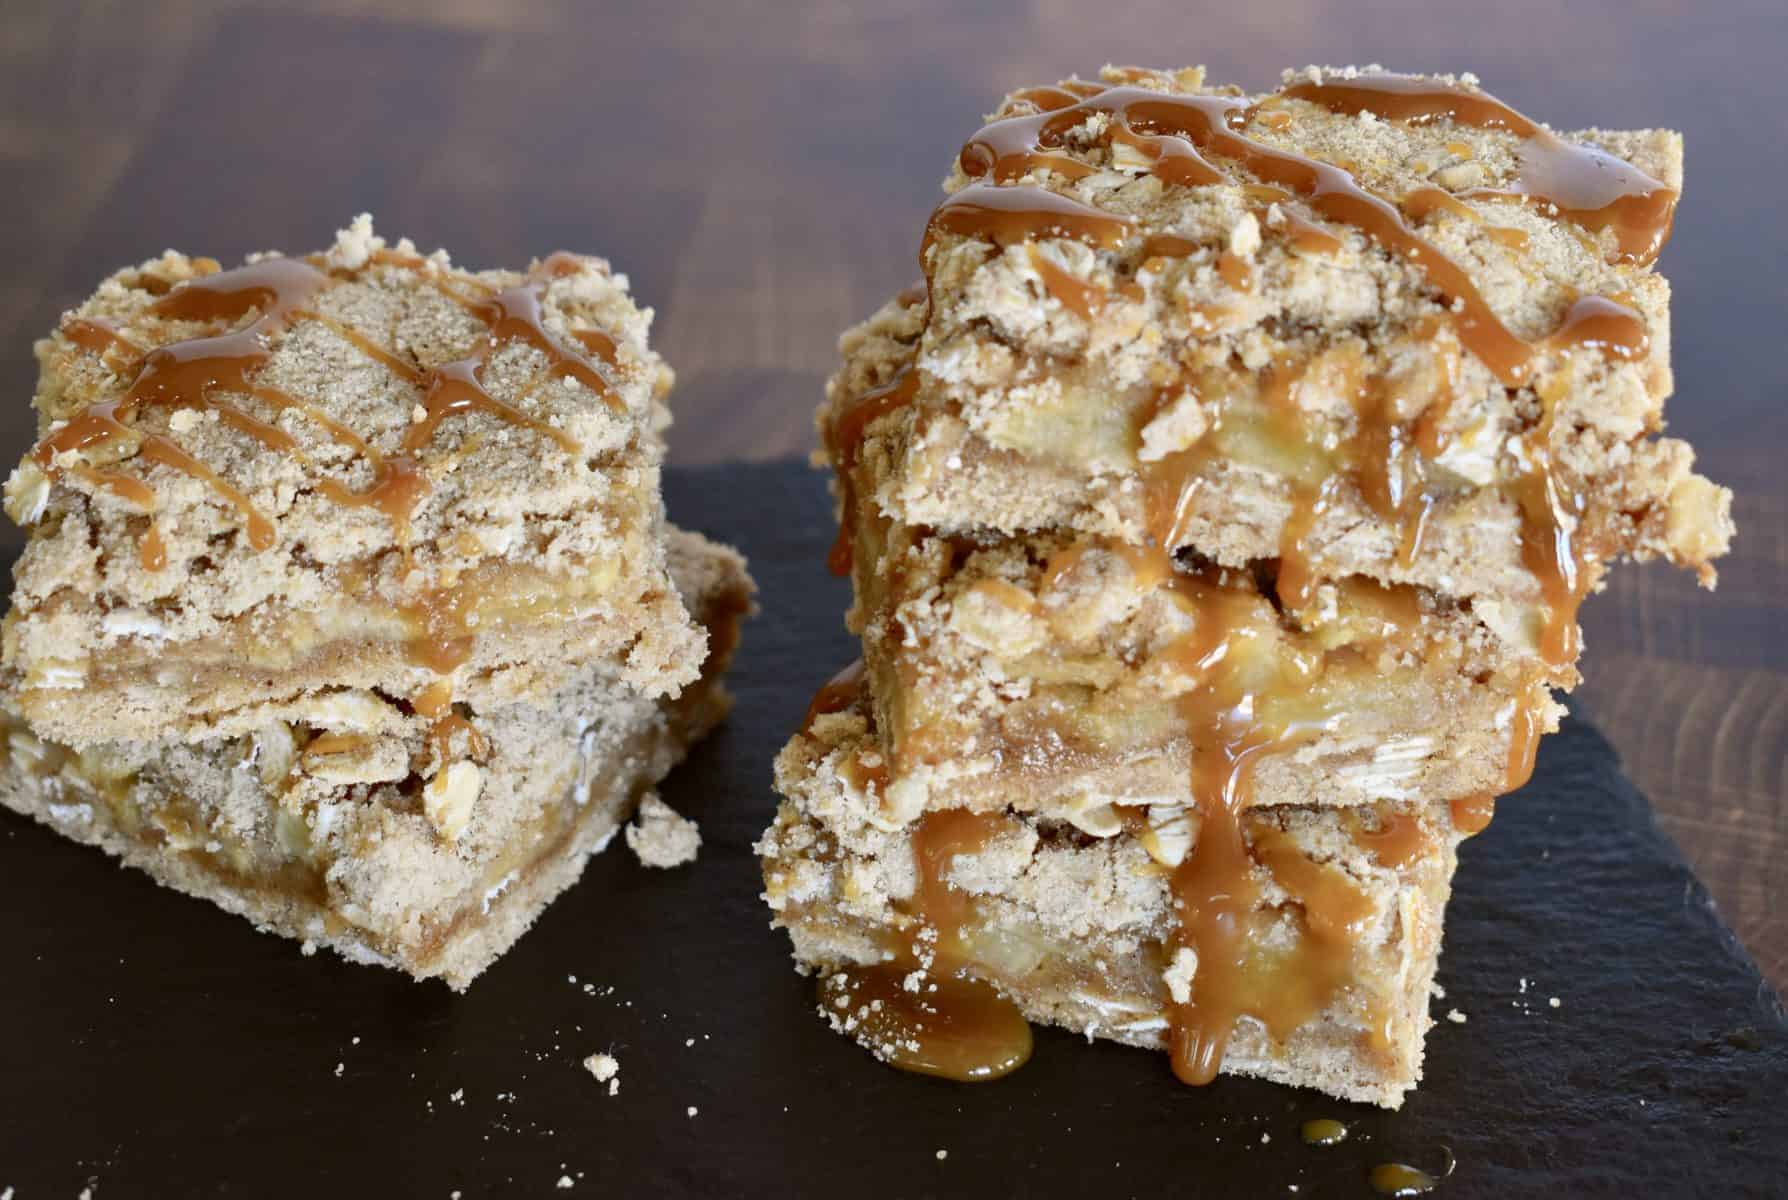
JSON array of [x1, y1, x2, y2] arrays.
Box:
[[803, 658, 868, 729], [40, 253, 615, 563], [817, 70, 1672, 1084], [823, 808, 1033, 1082], [39, 250, 626, 690], [824, 366, 919, 576], [1278, 72, 1677, 266], [1138, 567, 1388, 1084], [1450, 794, 1497, 836]]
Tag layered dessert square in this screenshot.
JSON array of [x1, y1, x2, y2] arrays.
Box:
[[761, 699, 1460, 1108], [838, 448, 1561, 823], [0, 526, 751, 988], [768, 64, 1733, 1105], [819, 66, 1731, 658], [6, 216, 701, 745]]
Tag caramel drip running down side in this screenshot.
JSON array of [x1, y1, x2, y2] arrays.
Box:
[[824, 365, 920, 575], [947, 76, 1657, 681], [802, 659, 868, 729], [823, 808, 1033, 1082], [811, 70, 1674, 1090], [1450, 794, 1497, 836]]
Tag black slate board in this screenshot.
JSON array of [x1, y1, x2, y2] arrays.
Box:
[[1, 460, 1784, 1198]]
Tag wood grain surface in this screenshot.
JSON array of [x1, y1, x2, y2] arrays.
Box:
[[0, 0, 1781, 986]]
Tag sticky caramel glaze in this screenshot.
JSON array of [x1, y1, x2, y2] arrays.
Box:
[[36, 252, 614, 564], [926, 182, 1133, 255], [1369, 1162, 1439, 1196], [824, 365, 920, 575], [1450, 794, 1497, 836], [34, 258, 332, 549], [944, 78, 1653, 663], [826, 809, 1034, 1081], [60, 316, 144, 369], [139, 524, 167, 572], [802, 658, 868, 729], [1279, 72, 1677, 266], [1352, 809, 1431, 868], [959, 82, 1654, 388], [1027, 245, 1104, 320]]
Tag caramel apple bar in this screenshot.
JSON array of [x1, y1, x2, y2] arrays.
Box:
[[5, 216, 702, 746], [760, 700, 1460, 1108], [0, 528, 751, 988], [839, 452, 1562, 825], [819, 66, 1732, 662]]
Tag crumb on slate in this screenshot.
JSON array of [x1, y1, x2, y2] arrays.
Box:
[[626, 793, 702, 868]]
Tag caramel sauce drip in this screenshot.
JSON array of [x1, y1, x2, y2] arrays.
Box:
[[1369, 1162, 1439, 1196], [1353, 809, 1431, 868], [1450, 794, 1497, 836], [816, 965, 1031, 1083], [1139, 566, 1381, 1086], [803, 659, 868, 730], [139, 524, 167, 572], [413, 678, 455, 719], [926, 182, 1134, 254], [824, 365, 919, 575], [827, 808, 1034, 1082], [1026, 245, 1104, 320], [60, 317, 144, 369], [1302, 1118, 1349, 1146], [1280, 72, 1677, 265]]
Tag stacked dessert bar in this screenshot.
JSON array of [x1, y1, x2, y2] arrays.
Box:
[[760, 66, 1732, 1105], [0, 217, 752, 988]]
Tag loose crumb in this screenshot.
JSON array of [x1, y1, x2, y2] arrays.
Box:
[[1446, 1009, 1467, 1024], [626, 794, 702, 868], [687, 1106, 699, 1118], [334, 1062, 344, 1077], [1549, 996, 1561, 1008], [583, 1052, 620, 1096], [936, 1150, 948, 1161], [556, 1177, 574, 1190]]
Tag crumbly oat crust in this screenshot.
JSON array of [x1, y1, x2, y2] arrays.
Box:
[[848, 516, 1557, 824], [0, 526, 753, 987], [819, 66, 1732, 609], [5, 216, 703, 745], [838, 437, 1561, 821], [760, 711, 1457, 1108]]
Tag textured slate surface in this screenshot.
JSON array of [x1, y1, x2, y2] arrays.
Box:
[[0, 460, 1782, 1198]]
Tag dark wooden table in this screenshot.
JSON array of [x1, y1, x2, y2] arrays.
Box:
[[1, 0, 1781, 987]]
